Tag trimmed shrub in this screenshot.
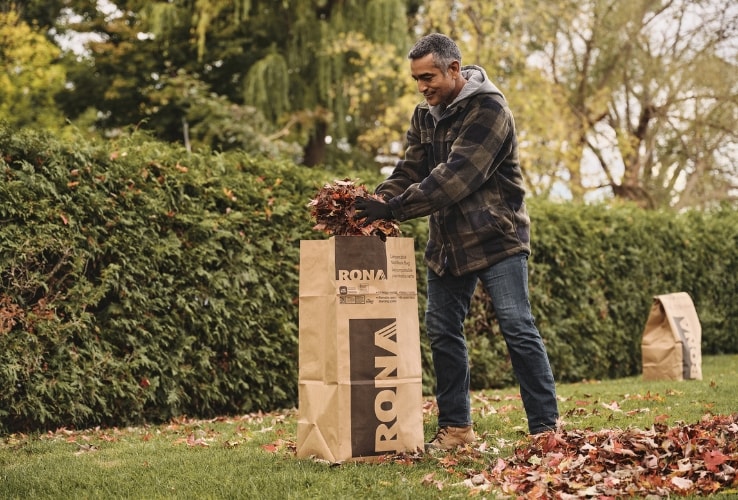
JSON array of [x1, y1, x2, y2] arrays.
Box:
[[0, 126, 333, 432]]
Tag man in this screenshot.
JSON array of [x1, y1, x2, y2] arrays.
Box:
[[354, 33, 559, 450]]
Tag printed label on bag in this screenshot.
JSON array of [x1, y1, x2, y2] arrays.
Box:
[[671, 314, 701, 379], [389, 253, 416, 280], [349, 318, 399, 456]]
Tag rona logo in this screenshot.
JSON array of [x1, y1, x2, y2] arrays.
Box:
[[334, 236, 387, 281], [338, 269, 387, 280], [349, 318, 400, 456]]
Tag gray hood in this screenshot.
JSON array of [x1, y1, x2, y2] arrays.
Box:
[[429, 65, 503, 121]]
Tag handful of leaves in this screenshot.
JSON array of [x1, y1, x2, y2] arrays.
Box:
[[307, 179, 400, 237]]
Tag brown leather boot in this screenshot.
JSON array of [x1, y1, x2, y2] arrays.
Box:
[[425, 425, 476, 451]]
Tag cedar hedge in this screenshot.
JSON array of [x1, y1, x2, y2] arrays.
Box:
[[0, 126, 322, 432], [1, 125, 736, 433]]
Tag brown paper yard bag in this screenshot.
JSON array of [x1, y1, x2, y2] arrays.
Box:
[[641, 292, 702, 381], [297, 236, 424, 462]]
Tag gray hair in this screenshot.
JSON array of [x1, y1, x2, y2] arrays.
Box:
[[407, 33, 462, 72]]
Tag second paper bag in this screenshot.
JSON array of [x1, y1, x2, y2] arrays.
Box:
[[641, 292, 702, 381]]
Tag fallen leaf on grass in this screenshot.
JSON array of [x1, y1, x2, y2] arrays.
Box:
[[173, 433, 210, 447], [261, 438, 296, 454], [625, 391, 665, 402], [74, 444, 98, 455], [704, 449, 730, 471], [421, 473, 445, 490], [186, 433, 210, 447], [394, 451, 424, 465], [497, 404, 520, 414], [601, 401, 622, 412], [626, 408, 651, 416], [261, 442, 280, 453], [455, 473, 493, 492]]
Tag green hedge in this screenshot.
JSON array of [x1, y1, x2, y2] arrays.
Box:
[[0, 126, 333, 432], [1, 125, 736, 433]]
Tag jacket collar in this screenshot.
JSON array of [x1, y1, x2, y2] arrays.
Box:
[[427, 65, 503, 122]]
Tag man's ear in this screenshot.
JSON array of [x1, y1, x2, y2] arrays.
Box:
[[447, 60, 461, 77]]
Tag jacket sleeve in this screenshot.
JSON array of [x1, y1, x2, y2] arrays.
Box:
[[374, 106, 431, 200], [389, 95, 515, 222]]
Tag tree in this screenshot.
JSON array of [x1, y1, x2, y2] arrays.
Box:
[[416, 0, 738, 208], [144, 69, 301, 157], [55, 1, 196, 142], [536, 0, 738, 208], [224, 0, 421, 166], [1, 0, 86, 32], [0, 9, 66, 130], [20, 0, 738, 202], [52, 0, 421, 166]]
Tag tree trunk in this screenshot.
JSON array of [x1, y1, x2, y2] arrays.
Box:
[[302, 120, 327, 167]]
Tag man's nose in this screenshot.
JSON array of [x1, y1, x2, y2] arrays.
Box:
[[416, 81, 428, 93]]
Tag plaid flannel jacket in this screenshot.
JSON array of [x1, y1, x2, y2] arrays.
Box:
[[378, 66, 531, 276]]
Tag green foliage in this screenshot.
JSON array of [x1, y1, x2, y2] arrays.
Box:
[[0, 125, 325, 433], [143, 69, 301, 155], [51, 0, 418, 165], [1, 127, 737, 433], [243, 51, 290, 123], [0, 10, 66, 130]]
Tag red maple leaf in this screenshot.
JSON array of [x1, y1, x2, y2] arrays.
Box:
[[261, 443, 278, 453], [703, 449, 729, 472]]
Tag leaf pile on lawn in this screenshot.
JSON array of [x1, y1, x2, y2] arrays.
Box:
[[456, 413, 738, 498], [307, 178, 400, 237]]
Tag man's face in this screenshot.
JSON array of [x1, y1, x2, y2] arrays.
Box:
[[410, 53, 460, 107]]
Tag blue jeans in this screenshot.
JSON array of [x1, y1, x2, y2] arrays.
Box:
[[425, 253, 558, 434]]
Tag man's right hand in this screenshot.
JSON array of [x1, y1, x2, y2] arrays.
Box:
[[353, 196, 393, 225]]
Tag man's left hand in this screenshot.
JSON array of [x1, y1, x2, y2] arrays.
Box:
[[353, 196, 393, 225]]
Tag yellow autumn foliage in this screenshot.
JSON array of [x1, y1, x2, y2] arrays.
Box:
[[0, 11, 66, 129]]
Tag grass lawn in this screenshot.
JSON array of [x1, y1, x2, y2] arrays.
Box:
[[1, 354, 737, 499]]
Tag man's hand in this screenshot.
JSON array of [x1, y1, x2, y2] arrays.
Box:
[[353, 196, 393, 225]]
